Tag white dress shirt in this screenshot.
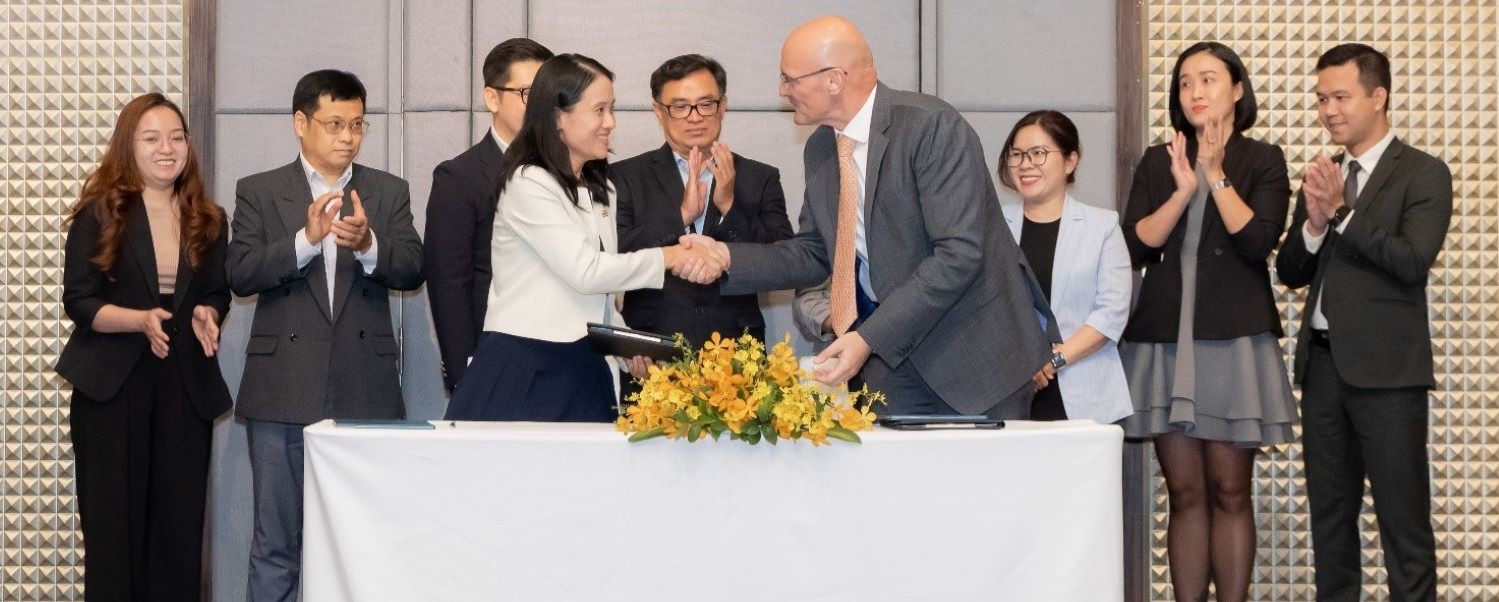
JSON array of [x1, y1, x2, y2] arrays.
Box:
[[293, 155, 378, 312], [490, 125, 509, 154], [835, 87, 878, 302], [483, 165, 665, 342], [1302, 129, 1395, 330]]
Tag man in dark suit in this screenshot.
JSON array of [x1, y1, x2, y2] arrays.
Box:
[[424, 38, 552, 392], [613, 54, 793, 349], [684, 16, 1055, 417], [1276, 44, 1452, 602], [227, 69, 424, 602]]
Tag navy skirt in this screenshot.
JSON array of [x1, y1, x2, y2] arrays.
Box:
[[444, 331, 618, 422]]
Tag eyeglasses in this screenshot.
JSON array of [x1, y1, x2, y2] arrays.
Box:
[[779, 66, 844, 87], [304, 114, 371, 136], [656, 98, 722, 119], [1005, 147, 1063, 167], [494, 86, 531, 104]]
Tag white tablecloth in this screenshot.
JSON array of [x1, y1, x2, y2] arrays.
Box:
[[302, 420, 1123, 601]]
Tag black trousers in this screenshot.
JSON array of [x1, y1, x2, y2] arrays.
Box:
[[69, 347, 212, 602], [1301, 338, 1436, 602]]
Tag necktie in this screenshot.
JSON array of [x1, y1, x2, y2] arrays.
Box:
[[1343, 160, 1361, 209], [829, 134, 859, 336]]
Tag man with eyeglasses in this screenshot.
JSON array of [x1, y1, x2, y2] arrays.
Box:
[[227, 69, 424, 602], [683, 16, 1057, 418], [611, 54, 793, 359], [426, 38, 553, 395]]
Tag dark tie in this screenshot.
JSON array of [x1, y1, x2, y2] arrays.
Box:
[[1343, 160, 1361, 208]]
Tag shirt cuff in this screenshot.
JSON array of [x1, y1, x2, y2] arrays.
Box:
[[1302, 221, 1327, 254], [1335, 209, 1354, 234], [354, 229, 379, 275], [293, 228, 321, 268]]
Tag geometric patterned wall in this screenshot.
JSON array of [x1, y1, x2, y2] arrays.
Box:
[[1146, 2, 1497, 600], [0, 2, 186, 600]]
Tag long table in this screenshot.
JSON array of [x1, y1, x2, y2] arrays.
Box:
[[302, 420, 1124, 601]]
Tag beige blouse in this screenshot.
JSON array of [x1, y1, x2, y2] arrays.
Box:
[[142, 196, 180, 295]]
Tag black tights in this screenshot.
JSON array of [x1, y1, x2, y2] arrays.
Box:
[[1154, 430, 1257, 602]]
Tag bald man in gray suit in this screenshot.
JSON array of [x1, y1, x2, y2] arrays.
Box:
[[686, 16, 1055, 417]]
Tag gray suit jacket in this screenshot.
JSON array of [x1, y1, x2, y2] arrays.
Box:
[[722, 83, 1055, 416], [228, 160, 425, 424], [1276, 137, 1451, 389]]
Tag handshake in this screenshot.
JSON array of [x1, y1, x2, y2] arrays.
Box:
[[665, 233, 733, 285]]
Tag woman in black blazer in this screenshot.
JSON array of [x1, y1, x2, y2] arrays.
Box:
[[55, 93, 231, 602], [1118, 43, 1295, 602]]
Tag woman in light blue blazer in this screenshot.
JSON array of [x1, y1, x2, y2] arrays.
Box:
[[998, 110, 1133, 423]]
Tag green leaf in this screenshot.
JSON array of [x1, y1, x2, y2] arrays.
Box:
[[742, 422, 760, 436], [743, 430, 761, 445], [827, 427, 862, 444], [628, 427, 666, 443], [763, 427, 778, 445], [687, 423, 702, 442]]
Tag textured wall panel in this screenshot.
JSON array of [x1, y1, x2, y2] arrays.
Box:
[[1144, 2, 1498, 601], [937, 0, 1116, 111], [405, 0, 470, 112], [525, 0, 920, 111], [0, 3, 187, 600]]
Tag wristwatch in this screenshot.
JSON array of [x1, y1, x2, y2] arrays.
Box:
[[1328, 205, 1352, 228], [1049, 351, 1068, 371], [1209, 176, 1233, 192]]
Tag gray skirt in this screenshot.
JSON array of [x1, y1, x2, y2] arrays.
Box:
[[1118, 332, 1297, 448]]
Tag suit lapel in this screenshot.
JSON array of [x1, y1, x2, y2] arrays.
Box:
[[330, 165, 361, 322], [1050, 196, 1085, 306], [863, 84, 892, 231], [173, 246, 194, 312], [1351, 137, 1403, 213], [124, 197, 159, 299], [281, 160, 334, 323], [651, 144, 687, 230]]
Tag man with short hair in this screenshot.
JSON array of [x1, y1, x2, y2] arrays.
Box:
[[427, 38, 553, 393], [612, 53, 793, 348], [1277, 43, 1452, 602], [228, 69, 424, 601], [684, 16, 1056, 417]]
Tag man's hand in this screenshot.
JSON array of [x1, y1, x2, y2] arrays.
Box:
[[305, 190, 343, 244], [1301, 156, 1344, 236], [331, 189, 372, 252], [668, 241, 725, 284], [680, 146, 708, 228], [706, 140, 736, 216], [679, 233, 730, 269], [812, 331, 871, 386]]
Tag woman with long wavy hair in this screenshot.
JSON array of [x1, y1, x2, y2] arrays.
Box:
[[56, 92, 232, 601]]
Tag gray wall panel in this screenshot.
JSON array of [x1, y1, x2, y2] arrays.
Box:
[[525, 0, 921, 111], [402, 111, 474, 414], [216, 0, 391, 113], [964, 111, 1119, 212], [470, 0, 529, 109], [937, 0, 1116, 112], [408, 0, 472, 111]]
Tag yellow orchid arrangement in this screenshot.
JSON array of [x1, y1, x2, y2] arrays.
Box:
[[616, 332, 883, 446]]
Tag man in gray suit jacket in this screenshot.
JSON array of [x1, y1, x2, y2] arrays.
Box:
[[228, 70, 424, 602], [1276, 44, 1450, 602], [686, 16, 1054, 417]]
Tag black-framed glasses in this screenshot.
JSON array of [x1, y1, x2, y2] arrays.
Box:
[[494, 86, 531, 104], [1005, 147, 1063, 167], [779, 66, 843, 87], [657, 98, 722, 119], [304, 114, 370, 136]]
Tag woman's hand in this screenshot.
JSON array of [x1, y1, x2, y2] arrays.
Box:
[[1165, 131, 1199, 196], [191, 305, 221, 357]]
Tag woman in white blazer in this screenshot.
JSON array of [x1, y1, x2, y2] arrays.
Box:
[[998, 110, 1133, 423], [445, 54, 722, 422]]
